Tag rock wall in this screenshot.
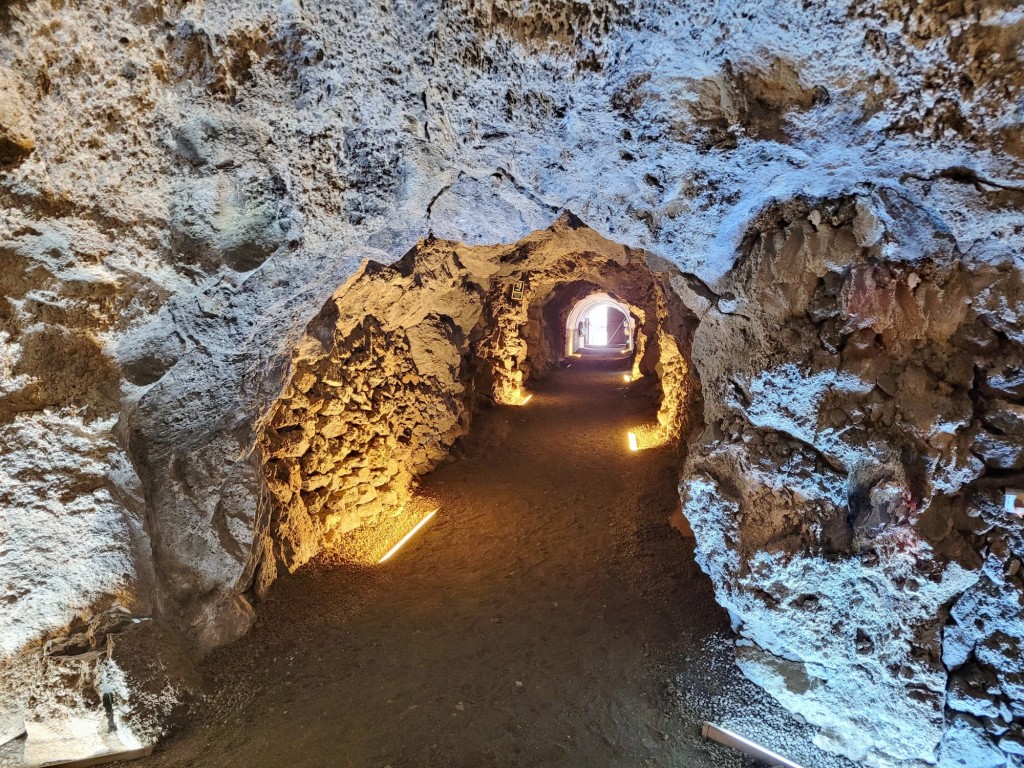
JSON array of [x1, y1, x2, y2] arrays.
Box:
[[0, 0, 1022, 765], [256, 245, 485, 578], [254, 216, 691, 583], [679, 190, 1024, 767]]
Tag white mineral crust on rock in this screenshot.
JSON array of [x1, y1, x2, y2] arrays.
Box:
[[0, 0, 1022, 765]]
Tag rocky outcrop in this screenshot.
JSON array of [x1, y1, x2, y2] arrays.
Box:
[[679, 190, 1024, 766], [0, 0, 1022, 765], [256, 250, 487, 578], [1, 611, 186, 765]]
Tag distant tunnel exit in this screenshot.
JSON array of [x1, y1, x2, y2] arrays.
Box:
[[565, 293, 635, 355]]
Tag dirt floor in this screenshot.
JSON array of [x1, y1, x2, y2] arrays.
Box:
[[126, 353, 852, 768]]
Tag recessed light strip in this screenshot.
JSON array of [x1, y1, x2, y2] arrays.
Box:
[[378, 508, 439, 563]]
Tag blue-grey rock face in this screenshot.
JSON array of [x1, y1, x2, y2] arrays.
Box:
[[680, 192, 1024, 766], [0, 0, 1021, 764]]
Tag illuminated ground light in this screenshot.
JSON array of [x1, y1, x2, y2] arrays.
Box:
[[520, 393, 534, 405], [702, 722, 805, 768], [378, 508, 439, 563], [623, 374, 631, 383], [627, 425, 668, 452]]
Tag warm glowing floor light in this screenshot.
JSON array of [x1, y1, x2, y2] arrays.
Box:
[[520, 394, 534, 405], [623, 374, 631, 383], [627, 425, 668, 451], [378, 508, 439, 563]]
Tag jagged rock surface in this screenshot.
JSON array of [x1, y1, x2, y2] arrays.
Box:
[[680, 192, 1024, 766], [256, 218, 692, 580], [0, 0, 1021, 765]]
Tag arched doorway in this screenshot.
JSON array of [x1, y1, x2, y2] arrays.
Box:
[[564, 293, 635, 356]]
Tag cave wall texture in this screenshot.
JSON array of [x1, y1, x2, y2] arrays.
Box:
[[0, 0, 1023, 765], [256, 218, 687, 583]]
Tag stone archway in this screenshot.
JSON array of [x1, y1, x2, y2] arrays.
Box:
[[564, 292, 635, 356]]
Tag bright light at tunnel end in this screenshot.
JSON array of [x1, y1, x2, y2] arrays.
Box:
[[628, 431, 639, 452], [378, 508, 439, 563]]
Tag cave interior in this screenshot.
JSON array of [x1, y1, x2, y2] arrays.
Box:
[[1, 3, 1024, 768]]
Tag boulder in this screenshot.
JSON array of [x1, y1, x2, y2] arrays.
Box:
[[937, 715, 1005, 768], [982, 399, 1024, 436], [972, 430, 1024, 471]]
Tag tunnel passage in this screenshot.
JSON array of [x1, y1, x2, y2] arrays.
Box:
[[565, 292, 635, 353], [144, 225, 758, 768], [252, 215, 703, 592]]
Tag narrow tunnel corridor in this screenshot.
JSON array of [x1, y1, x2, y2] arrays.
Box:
[[135, 352, 850, 768], [4, 6, 1024, 768]]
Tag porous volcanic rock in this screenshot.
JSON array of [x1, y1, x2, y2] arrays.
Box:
[[680, 191, 1024, 766], [254, 216, 694, 583], [0, 1, 1022, 765]]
